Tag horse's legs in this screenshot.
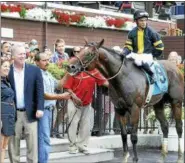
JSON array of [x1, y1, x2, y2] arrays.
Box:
[[170, 101, 183, 159], [119, 116, 129, 162], [131, 126, 139, 163], [153, 101, 168, 159], [130, 104, 140, 163], [119, 117, 128, 152]]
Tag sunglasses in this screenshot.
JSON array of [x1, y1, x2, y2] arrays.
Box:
[[73, 51, 80, 53]]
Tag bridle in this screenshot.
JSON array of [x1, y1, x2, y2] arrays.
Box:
[[74, 50, 99, 72], [73, 44, 125, 81]]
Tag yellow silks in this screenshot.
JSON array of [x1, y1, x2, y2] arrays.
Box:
[[137, 30, 144, 54], [156, 47, 164, 50], [153, 40, 163, 47], [126, 40, 132, 45], [124, 45, 133, 51]]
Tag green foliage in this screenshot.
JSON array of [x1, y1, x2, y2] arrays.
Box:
[[47, 63, 66, 80], [146, 105, 184, 121], [178, 64, 184, 74], [19, 6, 27, 18], [79, 15, 85, 23], [61, 61, 69, 68], [146, 110, 156, 121]]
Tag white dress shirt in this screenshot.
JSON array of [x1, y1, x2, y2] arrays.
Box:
[[13, 65, 25, 109]]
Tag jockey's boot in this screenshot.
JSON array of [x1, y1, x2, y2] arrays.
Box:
[[141, 63, 155, 84]]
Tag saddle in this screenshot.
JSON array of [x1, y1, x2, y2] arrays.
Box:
[[143, 61, 168, 105]]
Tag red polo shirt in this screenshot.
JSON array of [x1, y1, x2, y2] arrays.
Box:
[[64, 69, 107, 106]]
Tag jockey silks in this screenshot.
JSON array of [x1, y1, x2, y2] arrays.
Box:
[[123, 26, 164, 58]]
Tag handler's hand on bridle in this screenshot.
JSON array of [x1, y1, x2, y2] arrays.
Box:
[[71, 93, 82, 106]]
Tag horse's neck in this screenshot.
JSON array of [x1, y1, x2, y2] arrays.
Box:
[[98, 48, 128, 78]]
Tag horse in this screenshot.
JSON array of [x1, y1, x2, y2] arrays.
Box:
[[66, 39, 184, 163]]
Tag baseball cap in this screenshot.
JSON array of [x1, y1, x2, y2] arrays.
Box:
[[30, 39, 38, 45], [30, 45, 39, 52]]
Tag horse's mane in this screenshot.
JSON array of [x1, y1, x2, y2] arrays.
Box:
[[86, 41, 121, 56], [101, 46, 120, 56], [101, 46, 134, 68]]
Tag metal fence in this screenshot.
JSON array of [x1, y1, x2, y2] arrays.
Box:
[[50, 87, 159, 138]]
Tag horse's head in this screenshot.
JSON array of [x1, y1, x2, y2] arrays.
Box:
[[67, 39, 104, 76]]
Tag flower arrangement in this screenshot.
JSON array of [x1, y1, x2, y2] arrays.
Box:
[[1, 3, 136, 31], [105, 17, 131, 28], [1, 3, 34, 18], [25, 60, 67, 80], [26, 8, 53, 21], [52, 10, 85, 25], [79, 16, 107, 28]]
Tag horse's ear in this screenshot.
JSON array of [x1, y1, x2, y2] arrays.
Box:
[[97, 39, 104, 49], [84, 37, 88, 45]]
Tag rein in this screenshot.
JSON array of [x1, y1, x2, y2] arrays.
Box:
[[85, 56, 125, 81]]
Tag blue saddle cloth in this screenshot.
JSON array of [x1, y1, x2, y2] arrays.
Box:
[[145, 61, 168, 96]]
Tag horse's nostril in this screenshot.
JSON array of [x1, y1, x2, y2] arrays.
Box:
[[71, 65, 76, 69]]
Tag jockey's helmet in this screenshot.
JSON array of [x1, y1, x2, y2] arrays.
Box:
[[134, 10, 149, 21]]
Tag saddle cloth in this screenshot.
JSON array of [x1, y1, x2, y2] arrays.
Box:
[[144, 61, 168, 104]]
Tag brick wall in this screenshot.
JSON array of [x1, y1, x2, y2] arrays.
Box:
[[177, 19, 184, 33], [2, 18, 127, 50], [2, 18, 45, 49], [47, 23, 128, 48], [162, 36, 184, 59], [2, 17, 182, 59], [147, 20, 170, 32]]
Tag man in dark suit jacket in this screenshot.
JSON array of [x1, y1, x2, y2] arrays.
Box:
[[8, 44, 44, 163]]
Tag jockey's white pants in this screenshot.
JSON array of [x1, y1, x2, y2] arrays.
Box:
[[67, 99, 91, 148], [126, 52, 154, 66]]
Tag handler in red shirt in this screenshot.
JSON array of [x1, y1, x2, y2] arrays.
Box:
[[63, 69, 109, 154]]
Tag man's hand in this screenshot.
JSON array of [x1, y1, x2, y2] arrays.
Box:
[[71, 93, 82, 106], [58, 92, 71, 100], [36, 110, 44, 118]]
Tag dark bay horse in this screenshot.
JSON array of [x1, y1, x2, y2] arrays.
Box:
[[67, 39, 184, 163]]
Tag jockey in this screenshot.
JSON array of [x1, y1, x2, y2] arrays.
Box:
[[122, 10, 164, 84]]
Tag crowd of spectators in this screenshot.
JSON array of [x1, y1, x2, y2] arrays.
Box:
[[0, 38, 113, 162]]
